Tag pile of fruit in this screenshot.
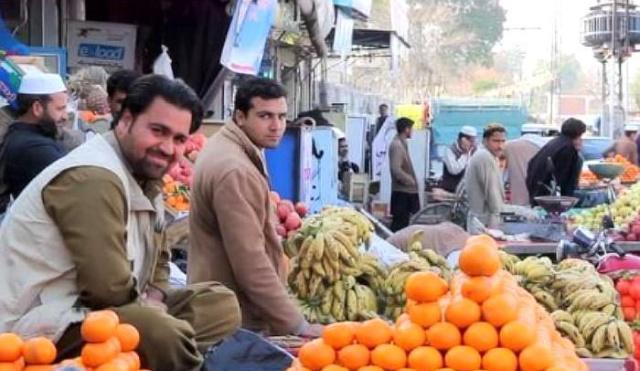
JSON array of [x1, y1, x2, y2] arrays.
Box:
[[500, 253, 634, 358], [184, 133, 207, 162], [167, 158, 194, 188], [579, 169, 599, 188], [606, 154, 640, 183], [162, 174, 190, 212], [287, 235, 586, 371], [381, 231, 452, 320], [287, 207, 384, 323], [571, 182, 640, 233], [0, 310, 146, 371], [270, 192, 307, 238]]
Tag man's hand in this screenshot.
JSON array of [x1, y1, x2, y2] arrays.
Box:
[[142, 286, 167, 311], [298, 323, 324, 338]]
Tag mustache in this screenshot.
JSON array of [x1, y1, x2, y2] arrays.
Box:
[[147, 148, 172, 160]]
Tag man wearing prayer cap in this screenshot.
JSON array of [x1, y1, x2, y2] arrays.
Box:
[[1, 73, 68, 205], [440, 125, 477, 193]]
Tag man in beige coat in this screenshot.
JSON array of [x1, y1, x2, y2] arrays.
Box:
[[389, 117, 419, 231], [504, 134, 546, 206], [188, 77, 322, 337]]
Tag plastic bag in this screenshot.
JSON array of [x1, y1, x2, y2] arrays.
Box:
[[203, 329, 294, 371], [153, 45, 174, 79]]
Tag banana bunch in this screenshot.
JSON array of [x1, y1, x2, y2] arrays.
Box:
[[552, 309, 634, 358], [498, 250, 521, 274], [513, 256, 555, 285], [318, 206, 375, 246], [299, 276, 379, 324], [381, 248, 452, 320]]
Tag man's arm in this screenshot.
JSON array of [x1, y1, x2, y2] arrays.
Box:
[[479, 156, 504, 215], [43, 166, 138, 308], [442, 147, 468, 175], [389, 141, 416, 187], [214, 170, 305, 335], [553, 148, 580, 197]]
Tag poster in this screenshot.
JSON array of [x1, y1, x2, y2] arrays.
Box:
[[371, 115, 395, 182], [221, 0, 278, 75], [298, 127, 313, 205], [0, 58, 22, 108], [67, 21, 137, 71]]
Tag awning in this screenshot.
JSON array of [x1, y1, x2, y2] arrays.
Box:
[[326, 28, 410, 51]]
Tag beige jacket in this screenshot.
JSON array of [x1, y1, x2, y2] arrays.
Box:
[[188, 121, 304, 335], [0, 133, 163, 341], [389, 135, 418, 194]]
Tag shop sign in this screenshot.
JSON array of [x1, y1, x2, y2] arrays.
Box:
[[221, 0, 278, 75], [67, 21, 137, 71]]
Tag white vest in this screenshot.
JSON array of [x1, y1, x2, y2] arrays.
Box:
[[0, 133, 162, 340]]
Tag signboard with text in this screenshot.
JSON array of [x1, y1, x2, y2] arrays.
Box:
[[67, 21, 137, 71]]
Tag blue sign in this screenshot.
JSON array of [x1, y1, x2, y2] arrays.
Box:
[[221, 0, 278, 75], [78, 43, 125, 61]]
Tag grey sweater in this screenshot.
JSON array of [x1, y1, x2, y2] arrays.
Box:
[[465, 148, 504, 228], [389, 135, 418, 194]]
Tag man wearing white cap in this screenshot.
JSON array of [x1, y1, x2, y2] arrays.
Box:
[[606, 124, 638, 165], [1, 72, 68, 205], [440, 125, 477, 193]]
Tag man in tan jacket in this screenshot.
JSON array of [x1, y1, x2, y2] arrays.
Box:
[[605, 124, 638, 165], [188, 77, 322, 337], [0, 75, 240, 371], [389, 117, 419, 231]]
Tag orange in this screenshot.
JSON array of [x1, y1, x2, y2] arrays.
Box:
[[0, 333, 23, 362], [320, 366, 348, 371], [81, 310, 119, 343], [445, 298, 481, 329], [482, 348, 518, 371], [22, 366, 54, 371], [499, 321, 535, 352], [115, 324, 140, 352], [396, 313, 411, 326], [337, 344, 369, 369], [323, 322, 356, 350], [0, 363, 21, 371], [393, 322, 427, 351], [444, 345, 482, 371], [408, 302, 441, 328], [22, 337, 57, 365], [116, 351, 141, 370], [459, 242, 501, 277], [81, 337, 121, 367], [482, 294, 518, 327], [463, 322, 498, 352], [461, 276, 493, 303], [405, 272, 449, 302], [355, 319, 392, 349], [466, 234, 498, 249], [299, 339, 336, 370], [518, 344, 554, 371], [94, 359, 130, 371], [371, 344, 407, 370], [408, 346, 443, 370], [426, 322, 461, 350], [356, 367, 384, 371]]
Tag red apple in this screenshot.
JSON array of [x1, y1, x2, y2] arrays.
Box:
[[276, 224, 287, 237], [277, 203, 290, 221], [269, 191, 281, 205], [285, 212, 302, 231], [279, 200, 295, 213], [295, 202, 308, 218], [632, 225, 640, 236], [628, 233, 638, 241]]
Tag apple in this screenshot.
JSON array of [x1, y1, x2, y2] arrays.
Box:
[[632, 224, 640, 236], [295, 202, 308, 218], [628, 233, 638, 241], [269, 191, 281, 205], [279, 200, 295, 214], [285, 212, 302, 231], [277, 203, 291, 221], [276, 224, 287, 237]]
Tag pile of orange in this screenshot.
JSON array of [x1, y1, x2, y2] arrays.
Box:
[[0, 310, 148, 371], [579, 169, 598, 187], [606, 154, 640, 183], [287, 234, 587, 371], [162, 174, 190, 212]]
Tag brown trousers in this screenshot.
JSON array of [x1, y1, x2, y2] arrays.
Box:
[[56, 282, 241, 371]]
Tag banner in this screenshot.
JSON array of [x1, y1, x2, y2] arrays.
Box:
[[221, 0, 278, 75], [0, 58, 22, 108], [67, 21, 137, 71], [0, 15, 28, 55]]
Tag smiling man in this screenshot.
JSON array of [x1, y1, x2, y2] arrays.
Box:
[[0, 75, 240, 371], [189, 77, 322, 337]]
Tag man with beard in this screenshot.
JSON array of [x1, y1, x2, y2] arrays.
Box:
[[0, 75, 240, 371], [3, 73, 68, 202], [189, 77, 321, 337]]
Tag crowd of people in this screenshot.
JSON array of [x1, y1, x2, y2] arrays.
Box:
[[0, 71, 322, 371]]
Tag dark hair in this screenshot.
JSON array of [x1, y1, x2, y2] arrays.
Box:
[[14, 94, 52, 117], [107, 69, 142, 98], [338, 137, 347, 143], [483, 123, 506, 139], [458, 133, 475, 141], [380, 103, 389, 109], [234, 77, 287, 116], [396, 117, 414, 133], [119, 74, 203, 133], [560, 118, 587, 139]]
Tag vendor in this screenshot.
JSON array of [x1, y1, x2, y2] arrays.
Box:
[[440, 125, 477, 193], [526, 118, 586, 205], [338, 137, 360, 183], [464, 123, 508, 231], [2, 73, 68, 208], [188, 77, 322, 337], [0, 75, 240, 371], [504, 134, 547, 206], [604, 124, 638, 165], [386, 222, 469, 257]]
